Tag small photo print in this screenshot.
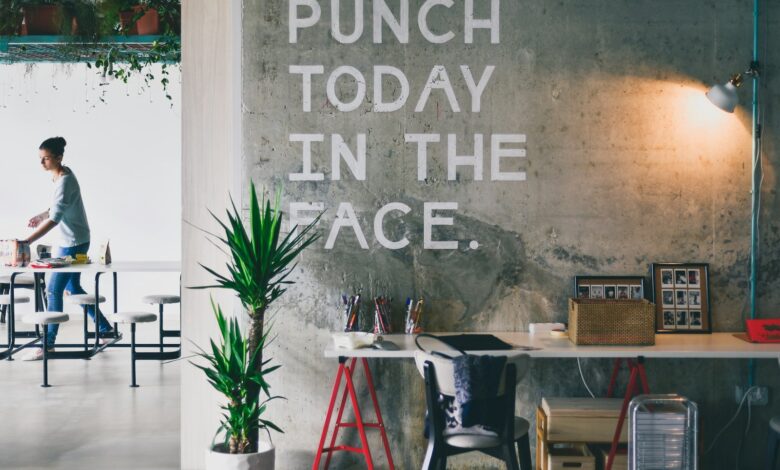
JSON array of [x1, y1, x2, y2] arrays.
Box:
[[675, 269, 688, 287], [577, 285, 591, 299], [688, 289, 701, 307], [688, 269, 701, 287], [676, 310, 689, 328], [661, 269, 674, 287], [604, 285, 616, 299], [663, 310, 676, 329], [689, 310, 703, 329], [676, 289, 687, 307], [630, 285, 643, 300], [662, 290, 675, 307], [591, 285, 604, 299], [617, 285, 629, 299]]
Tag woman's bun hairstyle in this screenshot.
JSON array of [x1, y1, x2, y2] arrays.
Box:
[[40, 137, 67, 157]]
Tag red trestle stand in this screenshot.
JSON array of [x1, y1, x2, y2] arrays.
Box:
[[313, 357, 395, 470], [605, 357, 650, 470]]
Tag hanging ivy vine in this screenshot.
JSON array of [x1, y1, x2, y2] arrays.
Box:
[[0, 0, 180, 101]]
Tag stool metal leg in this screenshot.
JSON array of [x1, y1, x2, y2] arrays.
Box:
[[42, 327, 50, 388], [82, 306, 89, 353], [158, 304, 164, 354], [130, 323, 139, 388], [0, 284, 7, 323]]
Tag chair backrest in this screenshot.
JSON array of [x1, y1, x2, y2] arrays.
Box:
[[413, 350, 530, 396]]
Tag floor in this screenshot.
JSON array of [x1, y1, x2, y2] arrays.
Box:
[[0, 314, 180, 470]]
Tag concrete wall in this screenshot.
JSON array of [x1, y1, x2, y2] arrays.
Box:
[[241, 0, 778, 468]]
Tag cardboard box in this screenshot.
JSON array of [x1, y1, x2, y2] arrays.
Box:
[[0, 239, 31, 267]]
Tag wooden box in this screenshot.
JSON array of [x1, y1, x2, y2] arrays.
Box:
[[536, 398, 628, 470], [547, 443, 595, 470], [595, 445, 628, 470]]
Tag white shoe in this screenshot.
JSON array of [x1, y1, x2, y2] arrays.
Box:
[[22, 347, 53, 361]]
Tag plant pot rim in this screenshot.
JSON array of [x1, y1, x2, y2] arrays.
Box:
[[209, 441, 275, 455]]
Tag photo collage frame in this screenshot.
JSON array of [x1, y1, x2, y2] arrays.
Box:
[[651, 263, 711, 333], [573, 276, 645, 301]]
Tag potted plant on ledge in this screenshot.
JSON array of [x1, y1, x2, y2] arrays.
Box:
[[194, 183, 320, 470]]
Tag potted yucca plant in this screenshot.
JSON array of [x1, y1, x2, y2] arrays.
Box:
[[194, 301, 281, 470], [195, 182, 320, 469]]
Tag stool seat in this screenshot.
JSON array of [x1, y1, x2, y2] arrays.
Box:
[[142, 294, 181, 304], [110, 312, 157, 324], [0, 274, 35, 286], [23, 312, 69, 325], [67, 294, 106, 305], [0, 295, 30, 305]]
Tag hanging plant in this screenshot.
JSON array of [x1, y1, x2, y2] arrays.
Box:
[[89, 34, 179, 101], [0, 1, 24, 35], [0, 0, 180, 102], [89, 0, 180, 101]]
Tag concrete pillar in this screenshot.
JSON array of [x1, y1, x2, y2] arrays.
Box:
[[181, 1, 242, 468]]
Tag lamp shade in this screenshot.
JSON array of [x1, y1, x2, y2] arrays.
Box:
[[706, 81, 739, 113]]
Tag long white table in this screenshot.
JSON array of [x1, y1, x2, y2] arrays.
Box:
[[0, 261, 181, 360], [325, 332, 780, 359], [0, 261, 181, 275], [318, 332, 780, 470]]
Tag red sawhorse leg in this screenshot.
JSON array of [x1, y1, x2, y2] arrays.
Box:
[[605, 357, 650, 470], [313, 357, 395, 470]]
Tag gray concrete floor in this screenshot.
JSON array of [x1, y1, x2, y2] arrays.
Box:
[[0, 315, 180, 470]]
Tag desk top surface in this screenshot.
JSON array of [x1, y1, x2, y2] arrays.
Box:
[[0, 261, 181, 274], [325, 332, 780, 359]]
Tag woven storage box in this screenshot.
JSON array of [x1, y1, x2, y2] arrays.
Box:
[[568, 299, 655, 345]]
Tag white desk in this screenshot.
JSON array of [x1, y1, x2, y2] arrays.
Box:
[[325, 332, 780, 359], [320, 332, 780, 470]]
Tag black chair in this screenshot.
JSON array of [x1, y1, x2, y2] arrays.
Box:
[[414, 351, 533, 470]]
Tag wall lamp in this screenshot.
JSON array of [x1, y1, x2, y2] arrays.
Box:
[[705, 63, 759, 113]]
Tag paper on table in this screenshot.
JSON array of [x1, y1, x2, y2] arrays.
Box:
[[332, 332, 376, 349]]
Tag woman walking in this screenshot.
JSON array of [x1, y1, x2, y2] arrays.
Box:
[[23, 137, 112, 360]]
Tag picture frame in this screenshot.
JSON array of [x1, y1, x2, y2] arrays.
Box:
[[573, 275, 647, 301], [651, 263, 711, 334]]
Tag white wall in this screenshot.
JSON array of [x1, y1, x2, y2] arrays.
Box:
[[0, 62, 181, 317]]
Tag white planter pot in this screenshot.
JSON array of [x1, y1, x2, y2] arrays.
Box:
[[205, 441, 275, 470]]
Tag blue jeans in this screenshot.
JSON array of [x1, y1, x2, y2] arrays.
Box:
[[45, 242, 111, 348]]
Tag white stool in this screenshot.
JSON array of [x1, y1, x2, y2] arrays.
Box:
[[0, 294, 30, 305], [0, 274, 35, 286], [0, 294, 30, 326], [22, 312, 69, 387], [142, 294, 181, 355], [0, 275, 35, 323], [67, 294, 106, 352], [109, 312, 157, 387]]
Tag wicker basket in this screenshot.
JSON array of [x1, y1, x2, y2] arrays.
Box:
[[568, 299, 655, 345]]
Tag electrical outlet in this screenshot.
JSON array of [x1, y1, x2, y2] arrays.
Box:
[[735, 385, 770, 406]]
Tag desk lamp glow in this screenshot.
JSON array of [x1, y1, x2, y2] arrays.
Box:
[[704, 0, 762, 386]]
